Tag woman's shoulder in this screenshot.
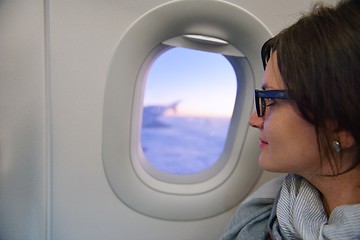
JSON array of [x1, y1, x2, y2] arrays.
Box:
[[243, 174, 287, 203], [220, 174, 288, 240]]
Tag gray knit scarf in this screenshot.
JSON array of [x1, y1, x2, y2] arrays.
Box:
[[220, 174, 360, 240]]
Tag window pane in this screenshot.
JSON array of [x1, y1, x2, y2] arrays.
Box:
[[141, 47, 236, 174]]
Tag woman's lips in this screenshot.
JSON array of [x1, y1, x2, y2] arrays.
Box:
[[259, 138, 268, 148]]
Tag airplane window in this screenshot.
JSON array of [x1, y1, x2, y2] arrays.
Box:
[[103, 0, 269, 219], [141, 47, 237, 174]]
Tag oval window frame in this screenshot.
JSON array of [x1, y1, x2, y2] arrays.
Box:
[[102, 0, 272, 220]]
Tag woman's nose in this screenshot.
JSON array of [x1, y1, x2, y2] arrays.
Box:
[[248, 111, 263, 129]]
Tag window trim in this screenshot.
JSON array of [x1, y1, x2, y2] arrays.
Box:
[[102, 0, 271, 220]]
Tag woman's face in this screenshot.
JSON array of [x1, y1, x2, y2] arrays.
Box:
[[248, 52, 322, 177]]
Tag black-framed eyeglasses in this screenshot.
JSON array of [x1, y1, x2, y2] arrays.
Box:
[[255, 89, 290, 117]]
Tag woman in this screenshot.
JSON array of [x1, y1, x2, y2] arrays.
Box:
[[221, 0, 360, 239]]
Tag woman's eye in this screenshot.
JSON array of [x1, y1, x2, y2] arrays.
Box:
[[266, 98, 277, 107]]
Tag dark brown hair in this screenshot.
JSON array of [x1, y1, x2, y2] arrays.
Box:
[[261, 0, 360, 175]]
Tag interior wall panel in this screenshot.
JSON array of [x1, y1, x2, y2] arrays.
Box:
[[0, 1, 47, 240]]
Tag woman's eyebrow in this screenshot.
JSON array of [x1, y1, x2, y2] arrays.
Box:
[[261, 84, 272, 90], [261, 83, 278, 90]]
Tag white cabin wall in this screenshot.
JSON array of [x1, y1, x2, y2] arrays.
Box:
[[232, 0, 339, 34], [0, 1, 47, 240], [49, 1, 235, 239], [47, 1, 324, 240], [0, 0, 340, 240]]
